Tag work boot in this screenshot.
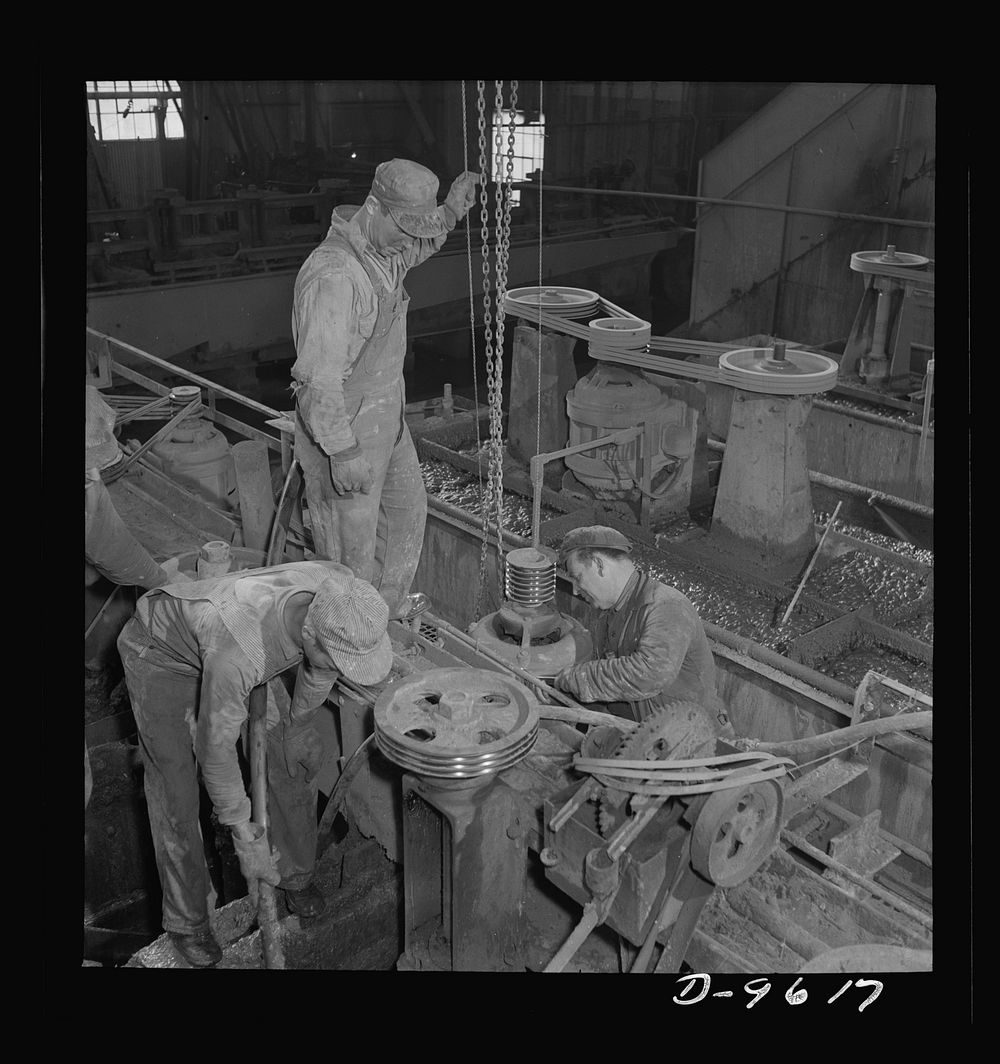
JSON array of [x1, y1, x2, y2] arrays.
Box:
[[283, 882, 326, 919], [394, 592, 430, 622], [168, 928, 223, 968]]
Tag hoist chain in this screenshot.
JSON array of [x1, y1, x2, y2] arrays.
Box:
[[475, 79, 496, 616]]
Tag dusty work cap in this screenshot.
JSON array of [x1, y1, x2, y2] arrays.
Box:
[[305, 576, 393, 686], [559, 525, 633, 559], [370, 159, 448, 239], [85, 386, 123, 471]]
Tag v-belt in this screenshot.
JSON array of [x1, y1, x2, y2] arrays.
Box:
[[504, 294, 840, 394]]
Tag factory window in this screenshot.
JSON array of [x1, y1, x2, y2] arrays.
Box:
[[86, 81, 184, 142], [492, 110, 544, 206]]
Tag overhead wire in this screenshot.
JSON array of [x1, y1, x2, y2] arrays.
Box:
[[536, 80, 543, 462], [460, 80, 484, 489]]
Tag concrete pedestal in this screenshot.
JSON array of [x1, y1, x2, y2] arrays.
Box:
[[507, 324, 579, 467], [710, 391, 816, 569]]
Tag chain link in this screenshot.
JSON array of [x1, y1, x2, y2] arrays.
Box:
[[475, 80, 495, 616], [472, 80, 520, 613]]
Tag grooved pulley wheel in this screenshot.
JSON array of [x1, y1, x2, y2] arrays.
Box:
[[373, 667, 538, 779], [691, 776, 783, 887]]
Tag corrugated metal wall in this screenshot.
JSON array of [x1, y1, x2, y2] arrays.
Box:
[[100, 140, 165, 208], [689, 83, 935, 350]]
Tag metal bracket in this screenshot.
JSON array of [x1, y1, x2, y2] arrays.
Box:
[[851, 670, 887, 763]]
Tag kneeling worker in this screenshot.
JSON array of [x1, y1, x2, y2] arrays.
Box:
[[117, 559, 393, 967], [553, 526, 728, 733]]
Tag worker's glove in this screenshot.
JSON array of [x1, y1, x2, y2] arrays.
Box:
[[329, 444, 373, 495], [281, 721, 325, 783], [232, 822, 281, 894], [445, 171, 480, 222]]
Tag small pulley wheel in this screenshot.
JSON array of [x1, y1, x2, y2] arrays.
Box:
[[850, 249, 930, 273], [506, 286, 600, 319], [588, 316, 651, 348], [691, 777, 783, 887]]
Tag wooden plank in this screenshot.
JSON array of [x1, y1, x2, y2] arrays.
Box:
[[682, 929, 756, 975], [232, 440, 276, 552]]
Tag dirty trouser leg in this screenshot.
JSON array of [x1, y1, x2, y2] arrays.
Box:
[[118, 621, 213, 935], [264, 726, 317, 892], [296, 390, 396, 581], [374, 421, 427, 617]]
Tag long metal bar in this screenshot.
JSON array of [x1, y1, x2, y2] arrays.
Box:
[[779, 501, 843, 625], [514, 182, 935, 230]]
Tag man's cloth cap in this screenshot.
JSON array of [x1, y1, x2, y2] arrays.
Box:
[[306, 576, 393, 685], [370, 158, 447, 239], [559, 525, 633, 559]]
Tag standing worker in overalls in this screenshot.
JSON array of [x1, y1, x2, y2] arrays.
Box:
[[290, 159, 479, 620]]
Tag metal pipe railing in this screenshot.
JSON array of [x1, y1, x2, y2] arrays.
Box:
[[90, 327, 282, 421]]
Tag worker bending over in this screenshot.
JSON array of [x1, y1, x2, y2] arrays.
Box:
[[290, 158, 478, 621], [86, 385, 172, 591], [554, 526, 729, 733], [117, 560, 393, 968]]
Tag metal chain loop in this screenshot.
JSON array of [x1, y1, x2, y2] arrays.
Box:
[[461, 80, 483, 478], [475, 80, 495, 615]]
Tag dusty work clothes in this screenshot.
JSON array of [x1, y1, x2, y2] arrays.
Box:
[[86, 476, 166, 590], [290, 204, 454, 616], [116, 561, 347, 935], [556, 569, 721, 725]]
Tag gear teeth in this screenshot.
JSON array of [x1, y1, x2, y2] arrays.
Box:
[[594, 703, 717, 835]]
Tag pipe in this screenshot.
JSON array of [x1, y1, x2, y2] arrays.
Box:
[[812, 398, 932, 436], [514, 183, 935, 231], [782, 829, 932, 931], [704, 622, 857, 704], [543, 900, 602, 973], [751, 709, 932, 761], [248, 685, 286, 969], [706, 439, 934, 520]]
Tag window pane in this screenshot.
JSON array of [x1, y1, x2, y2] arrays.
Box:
[[165, 100, 184, 139], [134, 111, 155, 139]]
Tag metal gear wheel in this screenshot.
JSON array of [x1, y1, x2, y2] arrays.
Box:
[[596, 702, 718, 837]]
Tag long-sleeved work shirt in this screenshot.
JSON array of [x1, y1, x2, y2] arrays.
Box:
[[555, 569, 719, 723], [86, 476, 166, 590], [129, 561, 352, 825], [290, 202, 456, 457]]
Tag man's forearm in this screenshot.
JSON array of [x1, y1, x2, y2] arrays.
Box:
[[293, 377, 358, 456]]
